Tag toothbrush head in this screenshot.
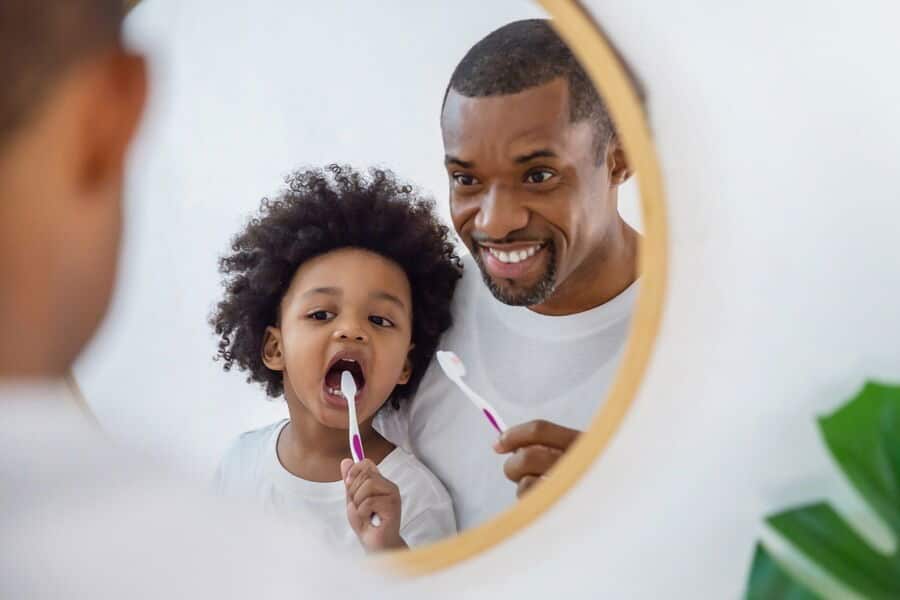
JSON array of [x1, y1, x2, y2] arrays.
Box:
[[436, 350, 466, 379], [340, 370, 357, 401]]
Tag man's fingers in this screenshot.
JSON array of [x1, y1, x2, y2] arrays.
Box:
[[494, 419, 580, 453], [516, 475, 542, 498], [503, 444, 563, 483]]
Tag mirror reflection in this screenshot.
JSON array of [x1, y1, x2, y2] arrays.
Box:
[[75, 0, 643, 554]]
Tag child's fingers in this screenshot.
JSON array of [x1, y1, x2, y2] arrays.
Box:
[[344, 459, 377, 486], [345, 469, 372, 499], [351, 478, 381, 507], [356, 495, 398, 524], [352, 476, 398, 507], [340, 458, 353, 481], [345, 494, 364, 532], [345, 461, 380, 497]]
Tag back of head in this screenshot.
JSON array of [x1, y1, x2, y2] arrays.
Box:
[[445, 18, 644, 157], [0, 0, 145, 377], [0, 0, 126, 149]]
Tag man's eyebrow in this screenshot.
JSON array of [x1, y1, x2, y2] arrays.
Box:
[[300, 287, 341, 299], [371, 291, 407, 311], [514, 149, 558, 164], [445, 155, 474, 169]]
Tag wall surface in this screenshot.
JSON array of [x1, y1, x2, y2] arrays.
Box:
[[76, 0, 900, 597]]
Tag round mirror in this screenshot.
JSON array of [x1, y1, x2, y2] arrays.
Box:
[[73, 0, 666, 573]]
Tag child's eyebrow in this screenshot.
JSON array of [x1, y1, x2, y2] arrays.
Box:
[[371, 291, 407, 312], [301, 287, 341, 299]]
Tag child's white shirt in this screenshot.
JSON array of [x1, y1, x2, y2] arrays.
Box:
[[214, 419, 456, 554]]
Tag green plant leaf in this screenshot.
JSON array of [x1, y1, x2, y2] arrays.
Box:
[[819, 381, 900, 535], [744, 544, 820, 600], [745, 380, 900, 598], [767, 503, 899, 598]]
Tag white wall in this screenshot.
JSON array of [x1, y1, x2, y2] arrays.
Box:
[[75, 0, 900, 598]]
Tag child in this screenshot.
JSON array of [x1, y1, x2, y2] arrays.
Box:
[[211, 165, 462, 553]]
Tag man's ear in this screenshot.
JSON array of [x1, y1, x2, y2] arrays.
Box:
[[261, 326, 285, 371], [398, 344, 416, 385], [605, 138, 633, 186], [79, 50, 147, 191]]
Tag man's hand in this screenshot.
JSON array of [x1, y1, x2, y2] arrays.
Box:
[[493, 420, 581, 498], [341, 458, 407, 552]]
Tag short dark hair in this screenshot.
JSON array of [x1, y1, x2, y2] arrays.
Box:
[[210, 165, 463, 406], [444, 18, 645, 159], [0, 0, 127, 148]]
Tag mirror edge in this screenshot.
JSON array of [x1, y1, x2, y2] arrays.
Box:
[[385, 0, 669, 575]]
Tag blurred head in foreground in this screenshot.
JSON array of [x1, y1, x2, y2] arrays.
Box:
[[0, 0, 147, 378]]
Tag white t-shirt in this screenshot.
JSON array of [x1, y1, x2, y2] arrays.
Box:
[[376, 255, 637, 531], [0, 380, 389, 599], [214, 419, 456, 553]]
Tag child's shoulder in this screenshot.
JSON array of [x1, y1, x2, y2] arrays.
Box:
[[216, 419, 287, 487], [225, 419, 286, 456], [378, 447, 451, 506], [378, 448, 457, 543]]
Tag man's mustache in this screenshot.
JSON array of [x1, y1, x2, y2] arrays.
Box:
[[469, 232, 549, 245]]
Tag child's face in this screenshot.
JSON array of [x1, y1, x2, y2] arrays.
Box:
[[263, 248, 414, 429]]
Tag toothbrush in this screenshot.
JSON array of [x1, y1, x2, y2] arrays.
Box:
[[435, 350, 508, 434], [341, 371, 382, 527], [342, 371, 365, 463]]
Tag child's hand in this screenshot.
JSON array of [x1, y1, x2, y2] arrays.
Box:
[[340, 458, 407, 552]]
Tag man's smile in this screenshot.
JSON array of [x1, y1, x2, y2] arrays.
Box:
[[476, 241, 550, 281]]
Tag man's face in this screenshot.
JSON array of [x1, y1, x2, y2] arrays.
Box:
[[441, 78, 621, 309]]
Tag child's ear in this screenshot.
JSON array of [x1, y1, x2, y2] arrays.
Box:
[[398, 344, 416, 385], [261, 326, 285, 371]]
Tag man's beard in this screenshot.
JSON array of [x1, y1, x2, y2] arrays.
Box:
[[473, 242, 558, 306]]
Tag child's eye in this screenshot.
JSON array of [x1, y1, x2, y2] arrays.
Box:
[[369, 315, 395, 328], [308, 310, 335, 321], [452, 173, 480, 187], [524, 169, 555, 184]]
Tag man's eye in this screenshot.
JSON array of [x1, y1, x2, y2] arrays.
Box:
[[525, 170, 555, 184], [308, 310, 335, 321], [369, 315, 395, 328], [453, 173, 480, 186]]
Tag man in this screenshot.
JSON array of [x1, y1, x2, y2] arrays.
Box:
[[0, 2, 383, 597], [378, 19, 642, 531]]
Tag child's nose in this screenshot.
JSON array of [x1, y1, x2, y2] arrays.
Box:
[[333, 327, 368, 344]]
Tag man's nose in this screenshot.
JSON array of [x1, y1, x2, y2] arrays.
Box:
[[474, 184, 529, 241]]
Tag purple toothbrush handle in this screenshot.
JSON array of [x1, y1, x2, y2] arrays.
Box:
[[352, 434, 365, 461], [483, 409, 503, 434]]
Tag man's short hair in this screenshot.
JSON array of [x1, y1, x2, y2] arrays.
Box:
[[0, 0, 127, 148], [444, 19, 645, 160]]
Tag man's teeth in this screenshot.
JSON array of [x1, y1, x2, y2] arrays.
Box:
[[486, 244, 542, 264]]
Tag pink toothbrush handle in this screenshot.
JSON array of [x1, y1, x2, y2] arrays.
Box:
[[352, 434, 365, 462]]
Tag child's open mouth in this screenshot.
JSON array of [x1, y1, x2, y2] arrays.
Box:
[[323, 353, 367, 405]]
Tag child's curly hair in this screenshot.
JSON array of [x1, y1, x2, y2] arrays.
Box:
[[210, 165, 462, 406]]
